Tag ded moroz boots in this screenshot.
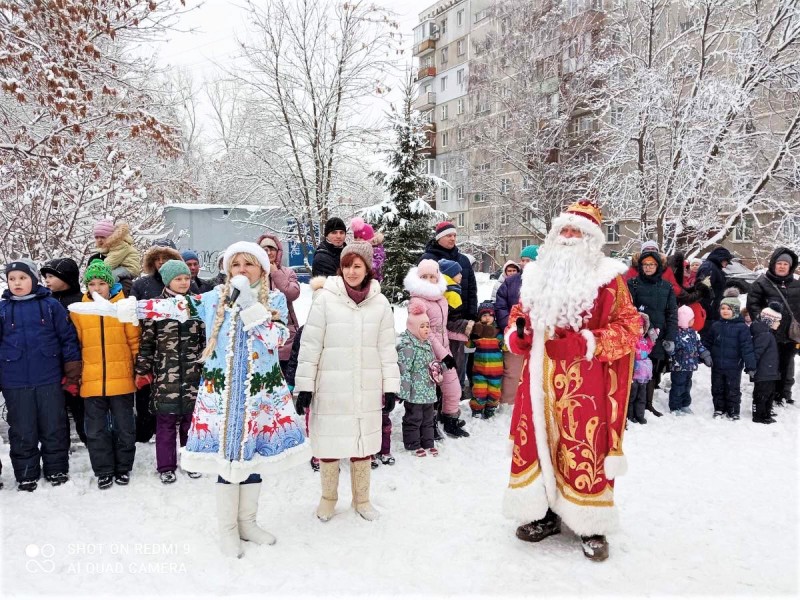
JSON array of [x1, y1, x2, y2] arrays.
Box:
[[581, 535, 610, 562], [317, 460, 339, 522], [216, 483, 243, 558], [516, 508, 561, 543], [237, 483, 276, 545], [350, 459, 379, 521]]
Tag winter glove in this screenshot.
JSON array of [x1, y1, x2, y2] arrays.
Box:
[[442, 355, 457, 370], [295, 391, 312, 415], [545, 330, 587, 361], [68, 292, 120, 318], [383, 392, 397, 413], [135, 373, 154, 390], [63, 360, 82, 385], [469, 323, 484, 340], [516, 317, 527, 340], [647, 327, 659, 343], [662, 340, 675, 355], [464, 320, 475, 337], [61, 377, 79, 396], [700, 351, 712, 368], [230, 275, 256, 309]]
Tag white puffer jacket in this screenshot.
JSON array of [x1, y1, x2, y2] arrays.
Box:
[[295, 276, 400, 459]]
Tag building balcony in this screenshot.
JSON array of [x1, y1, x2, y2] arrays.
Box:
[[414, 37, 437, 57], [413, 91, 437, 111], [415, 66, 436, 82]]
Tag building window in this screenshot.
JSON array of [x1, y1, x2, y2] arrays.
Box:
[[440, 47, 448, 65], [440, 158, 449, 174], [473, 192, 487, 203], [457, 212, 465, 227], [457, 98, 464, 115], [605, 223, 620, 243], [500, 178, 511, 194], [423, 158, 435, 175], [610, 106, 623, 126], [441, 131, 449, 147], [457, 40, 466, 56], [522, 175, 535, 190], [457, 68, 464, 85], [523, 208, 535, 223], [457, 9, 464, 26], [500, 113, 511, 130], [456, 127, 464, 143], [456, 186, 464, 201], [521, 238, 533, 249], [441, 187, 450, 202], [782, 216, 800, 241], [500, 209, 509, 225], [479, 162, 491, 173], [440, 76, 448, 92], [474, 222, 490, 231], [440, 104, 449, 121], [732, 215, 754, 242], [474, 9, 490, 23]]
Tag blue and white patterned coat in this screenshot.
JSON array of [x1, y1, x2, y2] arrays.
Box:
[[135, 287, 311, 482]]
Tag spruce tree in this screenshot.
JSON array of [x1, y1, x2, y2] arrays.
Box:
[[365, 75, 443, 304]]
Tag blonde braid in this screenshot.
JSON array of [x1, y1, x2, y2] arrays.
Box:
[[200, 279, 231, 362], [261, 271, 281, 322]]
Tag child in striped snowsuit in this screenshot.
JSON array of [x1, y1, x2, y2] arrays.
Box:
[[469, 302, 503, 419]]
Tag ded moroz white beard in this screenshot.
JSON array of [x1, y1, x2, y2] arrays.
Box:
[[519, 233, 605, 332]]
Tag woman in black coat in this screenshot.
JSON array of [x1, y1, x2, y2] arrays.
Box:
[[746, 247, 800, 405], [628, 250, 678, 417]]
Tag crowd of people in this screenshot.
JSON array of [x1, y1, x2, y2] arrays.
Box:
[[0, 210, 797, 562]]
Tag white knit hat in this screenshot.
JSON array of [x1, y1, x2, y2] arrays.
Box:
[[222, 241, 271, 273]]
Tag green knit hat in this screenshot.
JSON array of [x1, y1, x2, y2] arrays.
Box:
[[521, 245, 539, 261], [720, 296, 741, 318], [159, 259, 191, 287], [84, 259, 114, 285]]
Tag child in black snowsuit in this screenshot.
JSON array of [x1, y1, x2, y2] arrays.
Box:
[[749, 302, 783, 424], [708, 295, 757, 420]]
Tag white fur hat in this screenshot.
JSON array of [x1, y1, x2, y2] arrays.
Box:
[[222, 241, 271, 273]]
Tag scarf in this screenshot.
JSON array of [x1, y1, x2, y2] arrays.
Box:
[[344, 280, 370, 305], [442, 274, 463, 310]]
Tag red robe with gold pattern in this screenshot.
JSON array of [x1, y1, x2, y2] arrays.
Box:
[[503, 273, 639, 536]]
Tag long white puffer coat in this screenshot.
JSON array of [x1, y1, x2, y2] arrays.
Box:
[[295, 276, 400, 459]]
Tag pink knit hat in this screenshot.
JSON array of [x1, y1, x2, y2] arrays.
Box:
[[678, 305, 695, 329], [407, 298, 430, 340], [417, 259, 440, 279], [349, 217, 375, 242], [93, 219, 115, 238]]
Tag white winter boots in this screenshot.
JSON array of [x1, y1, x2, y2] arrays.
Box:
[[317, 459, 379, 522], [216, 482, 276, 558]]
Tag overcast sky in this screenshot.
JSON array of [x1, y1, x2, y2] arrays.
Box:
[[150, 0, 435, 143]]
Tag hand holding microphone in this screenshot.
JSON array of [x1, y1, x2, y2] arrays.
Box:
[[229, 275, 255, 309]]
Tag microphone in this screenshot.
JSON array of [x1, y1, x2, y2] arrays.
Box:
[[229, 287, 240, 307]]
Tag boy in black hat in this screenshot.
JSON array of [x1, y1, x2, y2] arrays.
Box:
[[311, 217, 347, 277], [40, 258, 87, 444]]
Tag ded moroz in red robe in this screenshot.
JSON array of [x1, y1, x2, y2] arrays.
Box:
[[503, 269, 640, 536]]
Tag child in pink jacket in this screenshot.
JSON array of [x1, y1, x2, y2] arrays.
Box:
[[404, 260, 469, 438]]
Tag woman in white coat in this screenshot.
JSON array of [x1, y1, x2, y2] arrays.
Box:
[[295, 241, 400, 522]]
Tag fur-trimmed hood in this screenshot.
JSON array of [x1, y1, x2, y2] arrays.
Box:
[[96, 222, 134, 252], [404, 266, 447, 301], [142, 245, 182, 275], [630, 251, 668, 269]]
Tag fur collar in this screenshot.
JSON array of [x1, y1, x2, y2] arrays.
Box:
[[404, 267, 446, 300], [97, 222, 133, 252]]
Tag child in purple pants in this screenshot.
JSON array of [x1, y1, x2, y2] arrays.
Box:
[[134, 260, 206, 484]]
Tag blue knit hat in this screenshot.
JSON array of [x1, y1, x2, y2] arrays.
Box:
[[159, 259, 191, 287], [181, 250, 199, 262], [438, 259, 462, 278], [520, 245, 539, 261]]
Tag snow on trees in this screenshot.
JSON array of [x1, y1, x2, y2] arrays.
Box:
[[0, 0, 195, 263]]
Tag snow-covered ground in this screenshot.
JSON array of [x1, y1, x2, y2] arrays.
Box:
[[1, 277, 798, 597]]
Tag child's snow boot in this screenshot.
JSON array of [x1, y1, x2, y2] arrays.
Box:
[[581, 535, 609, 561]]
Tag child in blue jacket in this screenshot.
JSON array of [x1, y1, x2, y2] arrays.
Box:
[[669, 305, 712, 415], [708, 294, 756, 420], [0, 259, 81, 491]]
